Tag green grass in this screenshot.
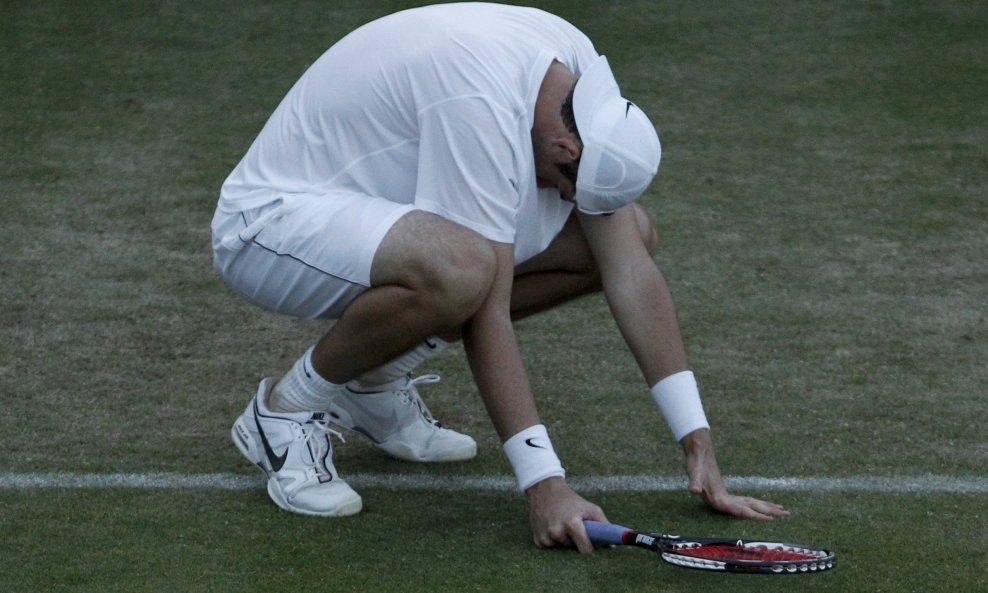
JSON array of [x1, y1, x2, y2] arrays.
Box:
[[0, 490, 985, 593], [1, 0, 985, 591], [2, 488, 984, 593]]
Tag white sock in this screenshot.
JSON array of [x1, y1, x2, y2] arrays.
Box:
[[269, 346, 343, 413], [349, 337, 449, 391]]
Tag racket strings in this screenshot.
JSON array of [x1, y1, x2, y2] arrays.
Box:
[[675, 543, 823, 562]]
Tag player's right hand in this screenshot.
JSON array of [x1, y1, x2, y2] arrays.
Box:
[[525, 476, 607, 554]]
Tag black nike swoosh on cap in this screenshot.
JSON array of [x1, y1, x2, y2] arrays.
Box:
[[254, 400, 289, 472]]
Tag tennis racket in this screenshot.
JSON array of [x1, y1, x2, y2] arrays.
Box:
[[584, 520, 835, 574]]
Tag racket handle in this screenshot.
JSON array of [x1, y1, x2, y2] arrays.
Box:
[[584, 520, 631, 546]]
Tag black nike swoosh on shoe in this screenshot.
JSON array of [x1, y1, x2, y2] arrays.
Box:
[[254, 400, 289, 472], [525, 438, 547, 450]]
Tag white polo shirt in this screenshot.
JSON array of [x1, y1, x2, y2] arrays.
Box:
[[219, 3, 599, 263]]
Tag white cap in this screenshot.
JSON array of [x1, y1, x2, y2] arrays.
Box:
[[572, 56, 662, 215]]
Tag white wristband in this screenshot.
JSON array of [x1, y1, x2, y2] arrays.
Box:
[[502, 424, 565, 492], [650, 371, 710, 442]]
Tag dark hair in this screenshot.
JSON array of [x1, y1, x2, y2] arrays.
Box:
[[557, 159, 579, 187], [561, 85, 581, 142], [558, 85, 582, 187]]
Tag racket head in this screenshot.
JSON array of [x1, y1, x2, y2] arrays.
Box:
[[656, 536, 837, 574], [583, 521, 836, 575]]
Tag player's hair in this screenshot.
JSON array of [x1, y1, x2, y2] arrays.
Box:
[[561, 85, 581, 142], [559, 85, 582, 187], [557, 159, 579, 188]]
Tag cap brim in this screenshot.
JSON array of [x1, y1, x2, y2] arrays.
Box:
[[572, 56, 619, 137]]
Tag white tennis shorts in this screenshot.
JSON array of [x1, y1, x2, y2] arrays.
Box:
[[211, 191, 416, 320]]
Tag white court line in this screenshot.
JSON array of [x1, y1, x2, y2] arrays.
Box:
[[0, 473, 985, 494]]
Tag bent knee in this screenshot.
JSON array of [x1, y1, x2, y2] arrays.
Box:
[[374, 212, 496, 320], [434, 231, 496, 314]]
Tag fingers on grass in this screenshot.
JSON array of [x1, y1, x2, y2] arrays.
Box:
[[566, 517, 594, 555]]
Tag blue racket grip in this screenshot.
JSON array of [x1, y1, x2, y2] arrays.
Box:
[[584, 520, 631, 546]]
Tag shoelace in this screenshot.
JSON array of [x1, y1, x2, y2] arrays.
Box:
[[303, 414, 346, 477], [396, 375, 442, 426]]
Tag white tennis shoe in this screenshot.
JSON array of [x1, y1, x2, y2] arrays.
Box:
[[327, 374, 477, 463], [231, 378, 362, 517]]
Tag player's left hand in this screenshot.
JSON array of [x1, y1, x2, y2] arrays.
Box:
[[680, 428, 791, 521]]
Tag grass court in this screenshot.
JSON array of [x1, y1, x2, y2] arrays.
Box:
[[1, 1, 985, 591]]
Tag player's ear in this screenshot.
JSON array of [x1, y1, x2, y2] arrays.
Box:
[[552, 137, 581, 162]]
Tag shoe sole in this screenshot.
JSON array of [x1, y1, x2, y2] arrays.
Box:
[[265, 480, 363, 517], [230, 417, 362, 518], [375, 439, 478, 463]]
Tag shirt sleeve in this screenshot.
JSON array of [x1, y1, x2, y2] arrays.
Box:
[[414, 96, 524, 244]]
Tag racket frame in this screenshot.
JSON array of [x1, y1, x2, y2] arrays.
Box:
[[585, 521, 836, 574]]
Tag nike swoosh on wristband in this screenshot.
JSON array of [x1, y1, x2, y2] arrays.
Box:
[[254, 402, 289, 472], [525, 438, 547, 450]]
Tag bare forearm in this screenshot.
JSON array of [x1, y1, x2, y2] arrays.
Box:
[[462, 310, 540, 441], [462, 241, 541, 441], [578, 207, 688, 386], [602, 260, 688, 385]]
